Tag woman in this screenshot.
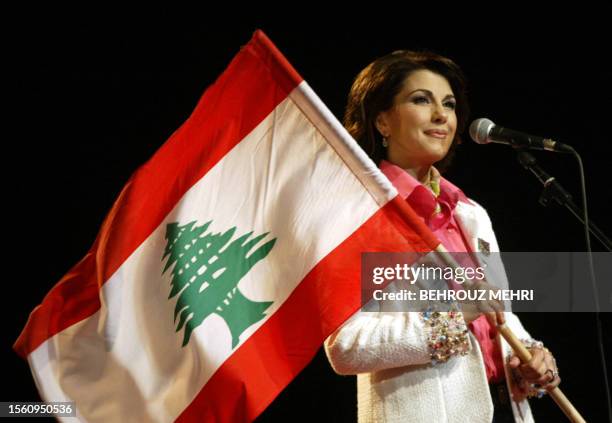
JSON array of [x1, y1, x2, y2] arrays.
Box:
[[324, 50, 560, 422]]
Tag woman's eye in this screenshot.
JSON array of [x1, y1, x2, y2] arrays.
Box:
[[413, 96, 429, 104], [444, 101, 457, 110]]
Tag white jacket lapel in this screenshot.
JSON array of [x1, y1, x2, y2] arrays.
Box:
[[454, 200, 509, 290], [454, 200, 486, 252]]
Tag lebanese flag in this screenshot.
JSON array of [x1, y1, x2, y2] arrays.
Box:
[[14, 30, 439, 422]]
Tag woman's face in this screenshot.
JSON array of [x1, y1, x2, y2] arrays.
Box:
[[375, 69, 457, 170]]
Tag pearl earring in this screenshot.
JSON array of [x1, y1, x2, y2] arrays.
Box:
[[382, 137, 388, 148]]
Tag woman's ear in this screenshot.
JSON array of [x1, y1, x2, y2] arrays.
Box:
[[374, 112, 389, 138]]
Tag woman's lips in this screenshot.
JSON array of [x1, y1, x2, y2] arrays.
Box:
[[424, 130, 448, 139]]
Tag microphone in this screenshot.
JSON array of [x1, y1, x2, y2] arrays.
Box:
[[469, 118, 573, 153]]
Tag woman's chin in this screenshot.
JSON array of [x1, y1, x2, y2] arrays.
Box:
[[423, 151, 449, 166]]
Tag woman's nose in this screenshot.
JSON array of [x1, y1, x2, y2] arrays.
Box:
[[431, 104, 448, 123]]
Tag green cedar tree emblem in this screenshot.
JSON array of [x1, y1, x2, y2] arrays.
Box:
[[162, 221, 276, 348]]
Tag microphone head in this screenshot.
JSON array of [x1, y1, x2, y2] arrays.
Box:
[[469, 118, 495, 144]]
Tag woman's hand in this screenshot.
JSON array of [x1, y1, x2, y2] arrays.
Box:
[[508, 347, 560, 402], [460, 279, 506, 325]]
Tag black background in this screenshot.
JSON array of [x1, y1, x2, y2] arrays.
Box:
[[5, 11, 612, 422]]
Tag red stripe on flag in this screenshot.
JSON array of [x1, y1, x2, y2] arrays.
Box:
[[176, 196, 434, 422], [14, 30, 303, 358]]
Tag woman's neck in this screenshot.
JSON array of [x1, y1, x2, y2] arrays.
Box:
[[403, 165, 432, 185]]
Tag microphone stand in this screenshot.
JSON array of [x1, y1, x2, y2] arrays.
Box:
[[516, 150, 612, 251], [515, 149, 612, 423]]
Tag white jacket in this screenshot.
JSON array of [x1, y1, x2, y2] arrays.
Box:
[[325, 199, 535, 422]]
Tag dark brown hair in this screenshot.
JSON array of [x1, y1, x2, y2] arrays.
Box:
[[344, 50, 469, 172]]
